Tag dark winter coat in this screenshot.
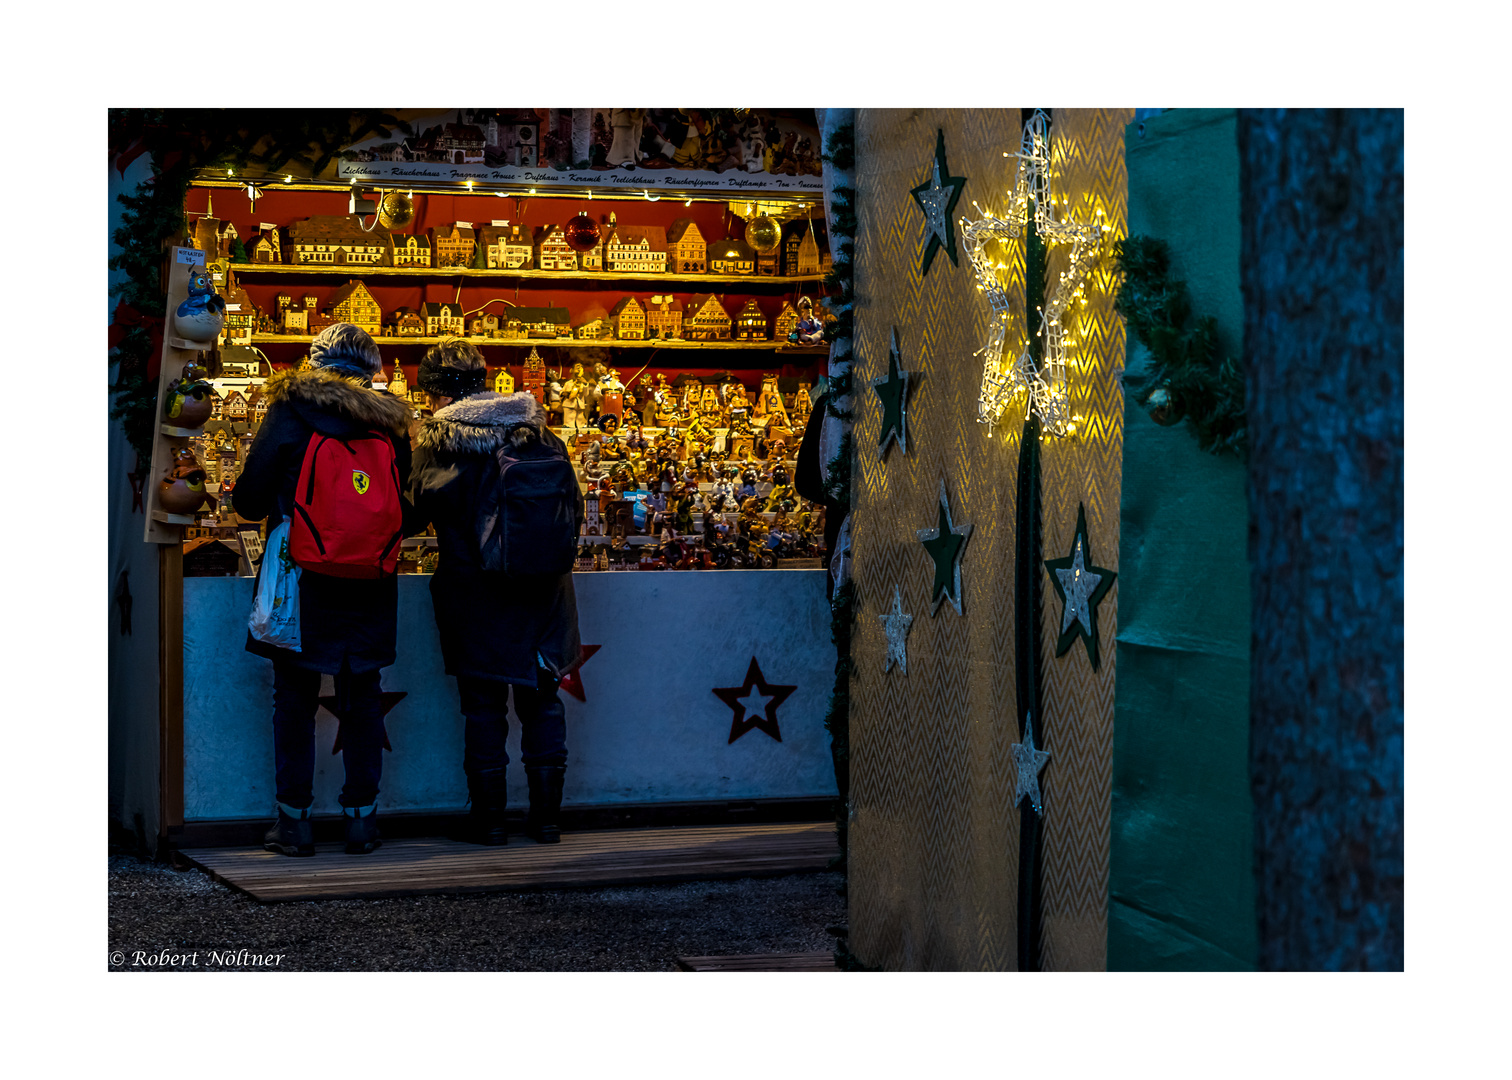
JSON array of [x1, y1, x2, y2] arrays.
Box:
[[409, 391, 584, 687], [234, 366, 414, 674]]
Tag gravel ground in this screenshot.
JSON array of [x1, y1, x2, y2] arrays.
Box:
[[107, 854, 846, 972]]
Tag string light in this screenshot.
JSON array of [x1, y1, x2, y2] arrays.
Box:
[[961, 110, 1105, 438]]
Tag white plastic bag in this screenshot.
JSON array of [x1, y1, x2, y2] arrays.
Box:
[[248, 520, 302, 651]]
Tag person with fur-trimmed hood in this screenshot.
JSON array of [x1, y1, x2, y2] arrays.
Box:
[[234, 323, 414, 857], [409, 339, 584, 846]]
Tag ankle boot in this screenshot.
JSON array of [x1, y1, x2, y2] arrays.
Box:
[[525, 765, 566, 844], [466, 767, 509, 846], [342, 804, 381, 855], [264, 804, 315, 857]]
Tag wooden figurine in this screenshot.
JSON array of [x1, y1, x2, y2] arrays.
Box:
[[173, 265, 226, 343], [561, 369, 592, 433], [683, 294, 732, 340], [159, 445, 210, 515], [735, 299, 768, 341], [792, 382, 814, 427]]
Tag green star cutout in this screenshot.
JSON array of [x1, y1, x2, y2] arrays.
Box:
[[916, 478, 973, 616], [910, 128, 967, 276], [872, 326, 921, 459], [1044, 503, 1117, 670]]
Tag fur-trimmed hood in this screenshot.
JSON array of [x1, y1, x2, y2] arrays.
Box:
[[261, 366, 410, 436], [417, 391, 548, 454]]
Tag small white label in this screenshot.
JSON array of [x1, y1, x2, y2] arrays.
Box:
[[456, 221, 472, 229], [260, 222, 277, 231], [491, 220, 509, 226], [176, 248, 206, 266], [225, 304, 242, 312]]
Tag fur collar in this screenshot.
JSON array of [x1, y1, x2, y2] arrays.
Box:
[[262, 366, 410, 435], [418, 391, 547, 454]]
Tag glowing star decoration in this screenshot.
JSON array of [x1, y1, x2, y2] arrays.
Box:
[[1011, 713, 1052, 814], [872, 327, 920, 459], [916, 479, 974, 616], [1044, 503, 1117, 670], [323, 690, 407, 754], [961, 109, 1106, 437], [909, 129, 967, 276], [713, 657, 796, 744], [880, 585, 914, 674]]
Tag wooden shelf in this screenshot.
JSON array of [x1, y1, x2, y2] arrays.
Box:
[[226, 263, 824, 287], [250, 334, 828, 353]]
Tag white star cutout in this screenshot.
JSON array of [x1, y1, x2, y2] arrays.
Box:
[[1011, 714, 1052, 814], [1055, 535, 1103, 634], [734, 687, 774, 723], [880, 585, 914, 674]]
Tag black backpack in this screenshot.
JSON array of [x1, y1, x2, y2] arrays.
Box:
[[476, 437, 581, 576]]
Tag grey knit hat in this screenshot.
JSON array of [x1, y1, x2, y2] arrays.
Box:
[[308, 323, 382, 377]]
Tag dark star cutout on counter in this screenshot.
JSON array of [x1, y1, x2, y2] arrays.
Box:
[[910, 127, 968, 276], [713, 657, 797, 744], [324, 690, 407, 755], [558, 644, 602, 703], [1044, 502, 1117, 671]]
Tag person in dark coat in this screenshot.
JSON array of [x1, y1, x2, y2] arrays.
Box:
[[234, 323, 413, 857], [408, 339, 584, 846]]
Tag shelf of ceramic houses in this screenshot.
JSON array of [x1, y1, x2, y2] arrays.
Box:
[[227, 264, 824, 287], [247, 334, 829, 353]]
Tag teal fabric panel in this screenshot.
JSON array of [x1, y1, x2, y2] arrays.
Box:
[[1109, 108, 1256, 970]]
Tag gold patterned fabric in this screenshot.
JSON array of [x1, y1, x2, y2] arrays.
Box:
[[847, 108, 1131, 970]]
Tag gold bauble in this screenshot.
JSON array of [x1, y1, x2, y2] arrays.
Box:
[[377, 191, 415, 230], [744, 215, 782, 255]]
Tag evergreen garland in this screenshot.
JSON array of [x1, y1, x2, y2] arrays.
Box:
[[1113, 235, 1246, 457], [108, 109, 409, 468]]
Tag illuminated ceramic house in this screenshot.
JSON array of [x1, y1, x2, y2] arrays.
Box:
[[604, 224, 668, 273], [666, 218, 707, 273], [708, 238, 755, 275], [645, 294, 683, 340], [389, 232, 432, 268], [503, 307, 572, 339], [390, 307, 426, 337], [478, 223, 534, 269], [609, 296, 647, 340], [781, 218, 824, 277], [422, 301, 465, 336], [249, 227, 281, 264], [287, 216, 390, 266], [327, 280, 383, 336], [683, 293, 731, 340], [430, 222, 477, 268], [221, 276, 256, 345], [578, 233, 604, 271], [735, 299, 768, 341], [575, 317, 612, 340], [534, 223, 579, 271], [522, 347, 547, 404], [469, 313, 500, 337], [773, 300, 800, 341]]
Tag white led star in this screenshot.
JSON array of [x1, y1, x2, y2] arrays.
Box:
[[1054, 534, 1104, 634], [1011, 713, 1052, 814], [880, 585, 915, 674]]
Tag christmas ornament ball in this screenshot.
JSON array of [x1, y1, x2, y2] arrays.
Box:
[[744, 214, 782, 254], [565, 214, 602, 252], [377, 190, 415, 229]]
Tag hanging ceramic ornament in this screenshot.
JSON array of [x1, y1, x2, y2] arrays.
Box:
[[917, 478, 974, 616], [744, 214, 782, 254], [173, 264, 225, 343], [909, 128, 967, 276], [564, 213, 602, 252], [872, 326, 921, 458], [1044, 503, 1117, 670]]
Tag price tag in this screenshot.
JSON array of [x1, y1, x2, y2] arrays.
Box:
[[225, 304, 242, 312], [491, 220, 510, 226], [176, 248, 206, 266], [259, 223, 277, 231]]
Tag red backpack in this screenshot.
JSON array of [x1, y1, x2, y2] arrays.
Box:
[[288, 431, 404, 579]]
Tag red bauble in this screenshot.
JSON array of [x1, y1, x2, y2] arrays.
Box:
[[564, 214, 602, 252]]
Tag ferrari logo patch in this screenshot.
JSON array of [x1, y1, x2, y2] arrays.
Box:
[[352, 470, 370, 495]]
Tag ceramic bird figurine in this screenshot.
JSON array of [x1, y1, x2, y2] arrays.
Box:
[[164, 358, 216, 428], [173, 266, 226, 343]]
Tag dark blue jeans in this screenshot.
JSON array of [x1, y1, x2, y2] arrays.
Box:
[[457, 669, 568, 779], [272, 658, 384, 810]]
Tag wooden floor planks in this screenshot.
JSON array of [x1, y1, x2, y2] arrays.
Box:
[[189, 821, 837, 903], [675, 952, 839, 971]]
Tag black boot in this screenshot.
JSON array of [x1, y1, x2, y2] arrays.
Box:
[[465, 767, 509, 846], [525, 765, 565, 844], [264, 806, 314, 857], [343, 804, 381, 855]]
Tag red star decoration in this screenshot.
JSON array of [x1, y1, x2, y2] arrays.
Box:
[[559, 644, 602, 702], [322, 690, 407, 755], [712, 657, 796, 744]]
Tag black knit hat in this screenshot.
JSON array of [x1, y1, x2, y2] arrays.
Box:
[[416, 353, 487, 399]]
